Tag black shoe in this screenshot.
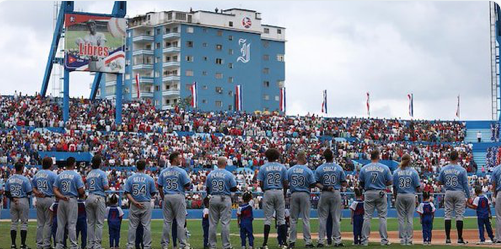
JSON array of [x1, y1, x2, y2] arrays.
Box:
[[335, 243, 345, 247], [305, 244, 314, 248], [458, 239, 468, 244], [316, 243, 324, 248], [11, 245, 17, 249], [288, 243, 295, 249], [20, 245, 30, 249], [446, 239, 451, 244]]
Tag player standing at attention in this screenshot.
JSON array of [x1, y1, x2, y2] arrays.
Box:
[[437, 151, 471, 244], [125, 160, 157, 249], [6, 162, 32, 249], [490, 158, 501, 243], [158, 152, 192, 249], [85, 155, 109, 249], [392, 154, 420, 245], [257, 148, 288, 249], [359, 149, 392, 246], [315, 149, 347, 247], [53, 157, 86, 249], [32, 157, 57, 249], [286, 151, 316, 249], [205, 157, 238, 249]]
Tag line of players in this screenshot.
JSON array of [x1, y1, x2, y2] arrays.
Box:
[[3, 148, 500, 249]]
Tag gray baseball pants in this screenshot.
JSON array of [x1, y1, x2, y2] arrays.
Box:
[[209, 195, 232, 249], [361, 190, 389, 245], [289, 192, 312, 245]]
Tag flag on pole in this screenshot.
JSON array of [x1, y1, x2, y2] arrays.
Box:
[[280, 87, 286, 112], [235, 85, 242, 111], [191, 82, 197, 108], [456, 95, 460, 119], [408, 93, 414, 117], [321, 90, 328, 114], [366, 92, 370, 116], [135, 74, 140, 98]]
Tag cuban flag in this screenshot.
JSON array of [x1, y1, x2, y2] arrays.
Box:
[[321, 90, 328, 114], [408, 93, 414, 117], [280, 87, 286, 113], [135, 74, 140, 98], [191, 82, 197, 108], [366, 92, 370, 116], [235, 85, 243, 111]]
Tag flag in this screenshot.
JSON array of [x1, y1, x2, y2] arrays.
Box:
[[235, 85, 242, 111], [321, 90, 328, 114], [366, 92, 370, 116], [280, 87, 286, 112], [135, 74, 140, 98], [191, 82, 197, 108], [408, 93, 414, 117], [456, 95, 460, 119]]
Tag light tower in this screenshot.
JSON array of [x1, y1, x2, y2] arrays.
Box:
[[490, 1, 501, 121]]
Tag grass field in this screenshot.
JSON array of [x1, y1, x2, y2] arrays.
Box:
[[0, 217, 493, 249]]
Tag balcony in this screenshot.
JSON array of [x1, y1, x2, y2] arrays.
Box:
[[162, 90, 180, 96], [162, 46, 181, 54], [163, 61, 180, 68], [133, 35, 154, 43], [163, 75, 180, 82], [133, 50, 154, 56], [139, 92, 154, 98], [163, 32, 180, 40], [137, 76, 154, 84], [132, 64, 154, 70], [105, 81, 116, 86]]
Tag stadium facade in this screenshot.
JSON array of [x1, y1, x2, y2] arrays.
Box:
[[95, 8, 286, 112]]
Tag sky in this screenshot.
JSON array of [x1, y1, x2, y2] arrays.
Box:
[[0, 1, 492, 120]]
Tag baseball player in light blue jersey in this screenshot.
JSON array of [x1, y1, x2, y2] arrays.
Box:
[[85, 155, 110, 249], [437, 151, 471, 244], [158, 152, 192, 249], [392, 154, 420, 245], [6, 162, 33, 249], [205, 157, 237, 249], [490, 159, 501, 243], [32, 157, 58, 249], [315, 149, 347, 247], [53, 157, 86, 249], [256, 148, 288, 249], [286, 151, 315, 249], [359, 149, 392, 246], [125, 160, 157, 249]]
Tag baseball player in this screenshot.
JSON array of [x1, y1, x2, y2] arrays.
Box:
[[158, 152, 191, 249], [315, 149, 347, 247], [85, 155, 109, 249], [53, 157, 86, 249], [286, 151, 315, 248], [32, 157, 57, 249], [437, 150, 471, 244], [359, 149, 392, 246], [6, 162, 32, 249], [256, 148, 288, 249], [205, 157, 237, 249], [125, 160, 157, 249], [490, 156, 501, 243], [392, 154, 420, 245]]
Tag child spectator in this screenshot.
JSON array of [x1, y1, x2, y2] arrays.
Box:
[[237, 192, 254, 249], [76, 198, 87, 249], [417, 192, 435, 245], [50, 201, 67, 248], [203, 197, 210, 249], [469, 186, 495, 244], [107, 194, 124, 249], [350, 188, 364, 245]]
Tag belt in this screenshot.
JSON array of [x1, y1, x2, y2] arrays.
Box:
[[43, 196, 54, 198]]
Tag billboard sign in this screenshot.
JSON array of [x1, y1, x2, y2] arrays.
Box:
[[64, 14, 126, 73]]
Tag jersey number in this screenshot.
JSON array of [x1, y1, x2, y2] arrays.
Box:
[[132, 184, 146, 196], [445, 175, 458, 187], [266, 173, 281, 186], [89, 179, 96, 191], [165, 179, 179, 190], [370, 173, 379, 183], [398, 177, 412, 188], [10, 185, 22, 197], [37, 180, 49, 192], [290, 175, 305, 187], [61, 181, 70, 193], [211, 179, 224, 192], [323, 174, 337, 185]]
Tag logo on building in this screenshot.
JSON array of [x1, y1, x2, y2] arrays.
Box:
[[242, 17, 252, 28], [237, 38, 251, 63]]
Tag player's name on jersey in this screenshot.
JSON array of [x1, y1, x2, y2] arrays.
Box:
[[263, 165, 283, 171], [443, 169, 461, 175], [364, 165, 385, 172], [8, 178, 24, 184], [291, 168, 305, 174], [396, 171, 413, 176], [59, 174, 76, 180], [132, 176, 147, 183], [161, 170, 181, 177], [211, 172, 227, 178]]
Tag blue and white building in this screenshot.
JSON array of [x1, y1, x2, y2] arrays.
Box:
[[96, 8, 286, 112]]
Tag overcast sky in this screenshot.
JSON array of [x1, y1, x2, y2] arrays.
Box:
[[0, 1, 491, 120]]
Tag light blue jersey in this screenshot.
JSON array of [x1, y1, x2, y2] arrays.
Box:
[[438, 164, 470, 198], [315, 162, 346, 190], [287, 164, 315, 193], [6, 174, 32, 198], [54, 170, 85, 197], [32, 169, 57, 197], [124, 172, 157, 202], [491, 164, 501, 192], [359, 162, 392, 191], [205, 168, 237, 196], [157, 166, 191, 194], [257, 162, 287, 190], [392, 167, 420, 194], [86, 169, 109, 196]]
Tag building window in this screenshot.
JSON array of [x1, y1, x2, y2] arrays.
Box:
[[156, 28, 161, 34], [277, 81, 285, 88], [155, 72, 160, 77], [264, 94, 269, 100], [203, 42, 207, 47], [127, 32, 131, 38], [215, 101, 223, 107], [185, 56, 194, 62], [215, 73, 223, 79], [217, 30, 223, 36], [215, 87, 223, 94], [202, 71, 207, 76], [185, 70, 194, 76], [125, 73, 131, 80], [277, 29, 282, 34], [263, 41, 269, 48], [228, 105, 233, 110], [155, 86, 160, 91], [264, 81, 270, 87], [203, 85, 208, 90], [216, 44, 223, 51], [275, 95, 280, 101], [165, 28, 170, 33], [187, 27, 194, 33], [228, 49, 233, 55], [264, 28, 270, 34], [229, 21, 233, 27], [228, 63, 233, 69], [186, 41, 193, 47], [228, 77, 233, 83], [228, 91, 233, 96], [263, 54, 269, 61], [229, 35, 233, 41], [215, 58, 223, 64], [166, 99, 171, 104], [173, 27, 179, 33], [202, 99, 207, 104], [204, 56, 208, 61], [277, 54, 285, 62], [156, 42, 161, 49], [263, 68, 269, 74]]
